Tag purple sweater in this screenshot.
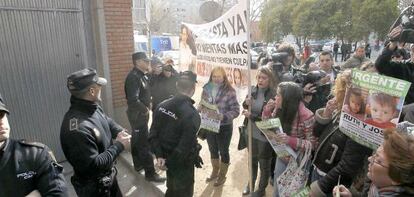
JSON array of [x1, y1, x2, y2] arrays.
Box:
[[201, 82, 240, 125]]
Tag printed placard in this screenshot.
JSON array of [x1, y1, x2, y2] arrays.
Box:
[[199, 99, 221, 133], [339, 69, 411, 149], [256, 118, 297, 158]]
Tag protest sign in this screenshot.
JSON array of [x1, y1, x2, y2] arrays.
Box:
[[256, 118, 297, 158], [339, 69, 411, 149], [180, 1, 249, 102], [199, 99, 221, 133]]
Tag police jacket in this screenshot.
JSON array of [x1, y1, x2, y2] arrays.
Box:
[[375, 47, 414, 105], [0, 139, 67, 196], [311, 110, 372, 194], [149, 94, 201, 162], [124, 67, 151, 113], [60, 96, 125, 180]]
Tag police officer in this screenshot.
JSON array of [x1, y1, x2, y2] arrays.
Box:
[[0, 93, 68, 196], [60, 68, 131, 197], [149, 71, 202, 197], [125, 52, 164, 182]]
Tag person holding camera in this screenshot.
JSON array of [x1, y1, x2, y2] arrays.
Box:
[[375, 26, 414, 105], [269, 43, 297, 82], [61, 68, 131, 197], [304, 51, 339, 113], [149, 71, 202, 197]]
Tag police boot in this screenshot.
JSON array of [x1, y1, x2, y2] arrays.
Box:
[[252, 159, 271, 197], [206, 158, 220, 182], [214, 162, 229, 186]]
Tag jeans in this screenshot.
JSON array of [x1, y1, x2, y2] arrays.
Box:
[[206, 124, 233, 163]]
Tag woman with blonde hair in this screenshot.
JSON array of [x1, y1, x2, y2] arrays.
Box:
[[309, 70, 373, 197], [200, 66, 240, 186]]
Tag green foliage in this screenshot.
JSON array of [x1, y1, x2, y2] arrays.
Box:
[[260, 0, 399, 42]]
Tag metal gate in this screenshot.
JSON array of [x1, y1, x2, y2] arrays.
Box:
[[0, 0, 95, 161]]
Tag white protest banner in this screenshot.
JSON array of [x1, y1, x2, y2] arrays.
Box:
[[199, 99, 221, 133], [339, 69, 411, 149], [256, 118, 297, 158], [179, 1, 249, 102]]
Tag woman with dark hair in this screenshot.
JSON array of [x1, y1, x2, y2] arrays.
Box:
[[334, 126, 414, 197], [262, 81, 315, 197], [179, 25, 197, 72], [241, 67, 277, 196], [199, 66, 240, 187]]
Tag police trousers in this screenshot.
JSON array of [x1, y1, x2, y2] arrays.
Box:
[[165, 158, 195, 197], [127, 108, 155, 175]]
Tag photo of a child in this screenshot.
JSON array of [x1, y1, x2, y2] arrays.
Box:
[[365, 92, 399, 129], [342, 87, 366, 120]]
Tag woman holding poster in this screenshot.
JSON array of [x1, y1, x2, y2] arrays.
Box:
[[179, 25, 197, 72], [261, 81, 315, 197], [334, 126, 414, 197], [309, 71, 372, 197], [240, 67, 277, 196], [199, 67, 240, 187]]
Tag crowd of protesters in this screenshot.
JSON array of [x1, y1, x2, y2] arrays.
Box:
[[2, 16, 414, 197]]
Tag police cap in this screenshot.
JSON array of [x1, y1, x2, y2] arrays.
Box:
[[0, 93, 9, 114], [178, 71, 197, 83], [67, 68, 107, 92]]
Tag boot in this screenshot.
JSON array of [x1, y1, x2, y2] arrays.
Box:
[[206, 158, 220, 182], [252, 159, 272, 197], [243, 157, 258, 195], [214, 162, 229, 186]]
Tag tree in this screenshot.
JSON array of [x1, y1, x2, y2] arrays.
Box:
[[259, 0, 399, 43]]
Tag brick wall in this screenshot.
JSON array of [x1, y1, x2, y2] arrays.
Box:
[[103, 0, 134, 107]]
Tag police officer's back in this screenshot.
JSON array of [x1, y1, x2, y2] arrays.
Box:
[[149, 71, 202, 197], [60, 68, 131, 197], [0, 94, 68, 196]]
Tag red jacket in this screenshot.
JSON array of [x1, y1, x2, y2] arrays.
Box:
[[262, 101, 315, 151]]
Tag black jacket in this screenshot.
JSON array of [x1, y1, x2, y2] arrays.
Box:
[[312, 110, 372, 194], [124, 67, 151, 112], [242, 86, 276, 125], [60, 96, 124, 180], [150, 74, 177, 111], [0, 139, 67, 196], [375, 47, 414, 105], [149, 94, 201, 164]]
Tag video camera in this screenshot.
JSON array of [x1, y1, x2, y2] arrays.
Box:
[[389, 5, 414, 43]]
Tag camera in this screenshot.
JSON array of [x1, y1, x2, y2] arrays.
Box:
[[389, 5, 414, 43]]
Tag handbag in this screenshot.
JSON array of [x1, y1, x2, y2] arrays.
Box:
[[276, 141, 312, 197], [237, 126, 247, 150]]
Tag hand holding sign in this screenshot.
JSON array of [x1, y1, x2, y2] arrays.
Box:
[[273, 133, 288, 144]]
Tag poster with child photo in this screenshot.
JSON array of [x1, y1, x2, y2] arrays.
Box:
[[339, 69, 411, 149], [256, 118, 297, 158]]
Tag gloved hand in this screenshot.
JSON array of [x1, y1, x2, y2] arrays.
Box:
[[194, 155, 203, 168]]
